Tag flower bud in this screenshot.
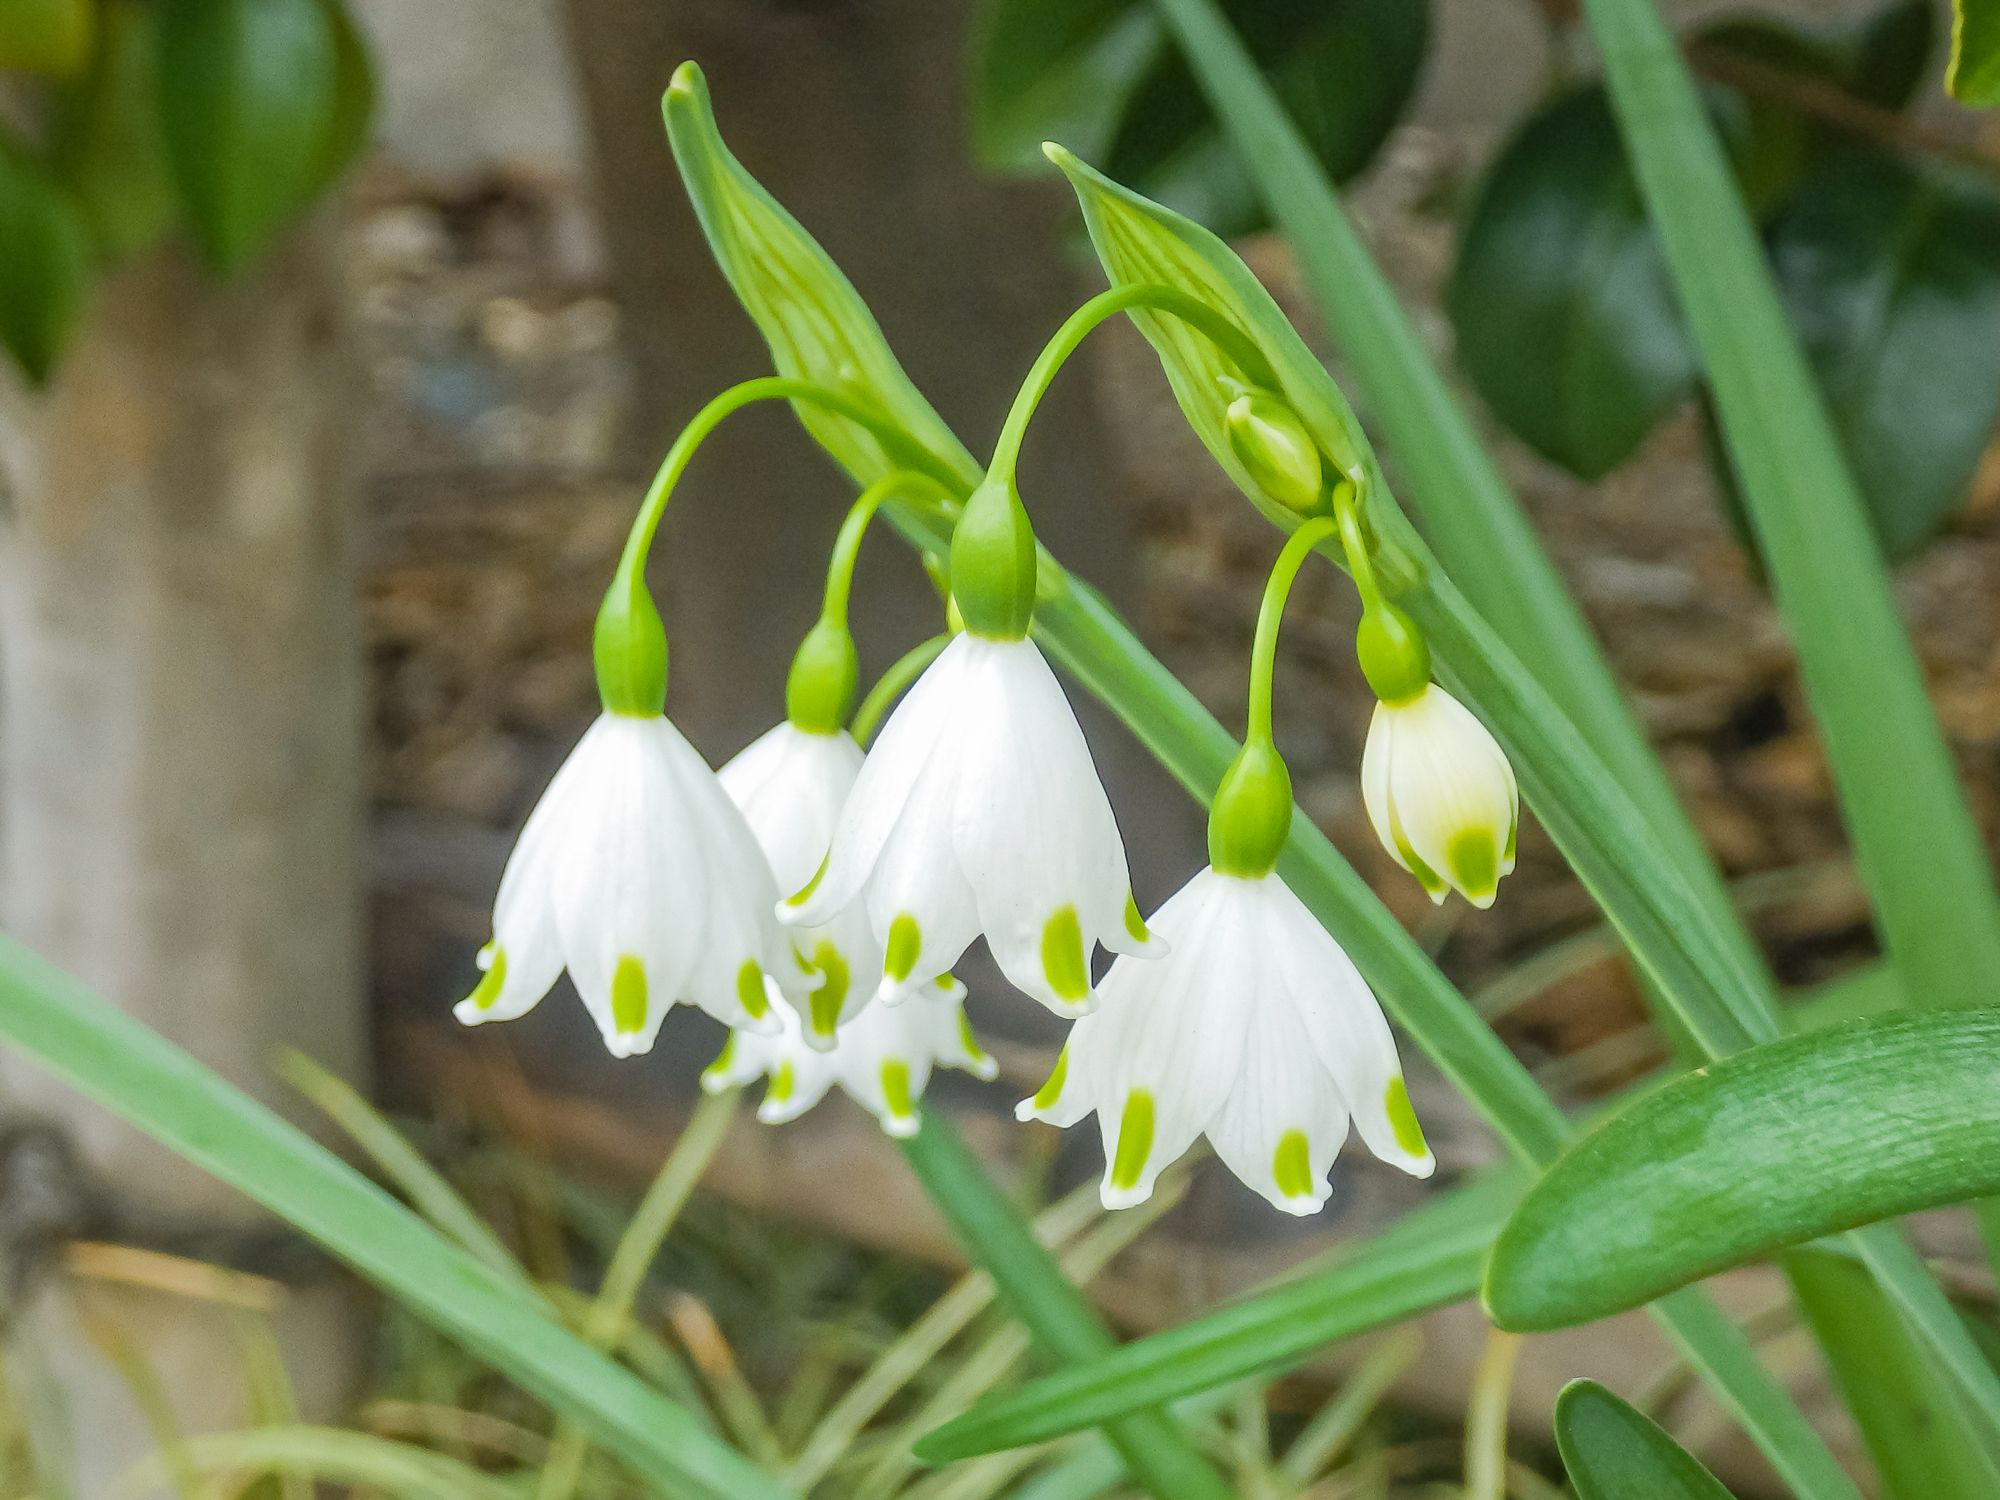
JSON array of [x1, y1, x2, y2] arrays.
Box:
[[1226, 387, 1324, 515]]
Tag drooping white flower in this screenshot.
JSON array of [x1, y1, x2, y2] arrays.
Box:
[[784, 632, 1163, 1019], [455, 713, 809, 1057], [1019, 866, 1433, 1215], [1361, 684, 1518, 910], [719, 720, 878, 1048], [703, 975, 998, 1138]]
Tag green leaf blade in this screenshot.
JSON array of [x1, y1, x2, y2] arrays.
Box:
[[158, 0, 341, 274], [0, 137, 94, 383], [1485, 1011, 2000, 1331], [49, 0, 180, 263], [1555, 1380, 1734, 1500], [968, 0, 1162, 174], [1949, 0, 2000, 104]]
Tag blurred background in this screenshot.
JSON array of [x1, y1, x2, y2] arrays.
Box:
[[0, 0, 1997, 1492]]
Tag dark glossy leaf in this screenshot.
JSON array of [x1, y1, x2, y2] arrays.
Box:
[[1948, 0, 2000, 105], [968, 0, 1426, 238], [0, 133, 94, 383], [0, 0, 93, 74], [916, 1169, 1520, 1461], [49, 0, 179, 262], [1555, 1381, 1732, 1500], [968, 0, 1162, 174], [1103, 0, 1428, 237], [1767, 146, 2000, 561], [1485, 1011, 2000, 1332], [158, 0, 338, 274], [1449, 86, 1697, 481]]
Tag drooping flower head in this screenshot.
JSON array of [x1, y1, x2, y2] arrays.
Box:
[[1022, 513, 1433, 1212], [704, 974, 997, 1138], [455, 466, 809, 1055], [784, 474, 1163, 1018]]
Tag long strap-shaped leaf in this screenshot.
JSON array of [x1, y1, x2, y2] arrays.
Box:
[[0, 936, 786, 1500]]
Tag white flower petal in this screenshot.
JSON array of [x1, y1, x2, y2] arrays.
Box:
[[864, 748, 981, 1007], [1262, 876, 1434, 1179], [1203, 969, 1350, 1216], [785, 638, 971, 928], [719, 722, 864, 901], [1380, 687, 1515, 909]]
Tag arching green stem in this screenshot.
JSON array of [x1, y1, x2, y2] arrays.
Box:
[[1246, 516, 1341, 748], [850, 634, 950, 748], [820, 471, 957, 632], [594, 377, 959, 716], [988, 284, 1277, 481], [1331, 480, 1384, 613]]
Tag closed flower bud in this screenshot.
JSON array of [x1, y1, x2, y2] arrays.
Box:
[[1361, 684, 1519, 909], [1226, 387, 1324, 515]]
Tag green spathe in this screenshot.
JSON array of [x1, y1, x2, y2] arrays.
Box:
[[950, 475, 1039, 639]]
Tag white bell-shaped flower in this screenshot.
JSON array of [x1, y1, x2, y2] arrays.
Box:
[[719, 720, 879, 1048], [454, 713, 808, 1057], [704, 976, 998, 1138], [1361, 684, 1518, 909], [784, 632, 1162, 1019], [1019, 866, 1434, 1215]]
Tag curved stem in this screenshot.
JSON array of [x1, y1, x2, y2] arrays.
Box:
[[851, 634, 950, 747], [1331, 482, 1383, 611], [989, 284, 1277, 481], [1246, 517, 1339, 746], [821, 471, 956, 631], [613, 377, 963, 592]]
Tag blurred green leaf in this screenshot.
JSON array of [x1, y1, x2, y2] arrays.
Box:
[[1767, 145, 2000, 561], [1948, 0, 2000, 104], [1484, 1011, 2000, 1332], [0, 133, 94, 383], [157, 0, 338, 274], [0, 0, 92, 74], [968, 0, 1161, 173], [916, 1169, 1520, 1461], [1554, 1380, 1732, 1500], [969, 0, 1425, 238], [1449, 87, 1697, 481], [303, 0, 375, 200], [48, 0, 178, 262]]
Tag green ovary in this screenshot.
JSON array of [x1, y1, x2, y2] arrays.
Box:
[[1031, 1044, 1070, 1110], [1273, 1130, 1314, 1199], [1385, 1076, 1428, 1156], [1110, 1090, 1155, 1192], [885, 913, 921, 981], [466, 944, 507, 1011], [611, 954, 648, 1036], [1448, 828, 1498, 898], [880, 1059, 914, 1120], [1123, 892, 1150, 944], [1041, 905, 1089, 1001], [737, 959, 769, 1019], [808, 939, 848, 1036]]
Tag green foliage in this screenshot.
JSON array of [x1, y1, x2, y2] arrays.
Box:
[[1485, 1012, 2000, 1331], [968, 0, 1425, 237], [1554, 1381, 1732, 1500], [1949, 0, 2000, 104], [0, 131, 93, 384], [48, 0, 180, 262], [1450, 0, 2000, 563], [0, 0, 92, 74]]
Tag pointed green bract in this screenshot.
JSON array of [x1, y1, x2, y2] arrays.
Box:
[[661, 63, 981, 497]]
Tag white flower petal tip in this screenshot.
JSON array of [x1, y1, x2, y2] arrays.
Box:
[[1039, 867, 1432, 1214], [794, 635, 1143, 1018], [1361, 686, 1519, 910], [706, 971, 993, 1139], [458, 714, 804, 1058]]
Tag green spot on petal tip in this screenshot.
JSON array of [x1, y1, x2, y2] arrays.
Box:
[[768, 1059, 795, 1104], [1123, 892, 1149, 944], [1041, 905, 1090, 1001], [885, 914, 921, 982], [1032, 1045, 1070, 1110], [880, 1059, 914, 1120], [1273, 1130, 1314, 1200], [466, 945, 507, 1011], [1111, 1090, 1154, 1193], [808, 939, 848, 1035], [737, 959, 769, 1019], [611, 954, 647, 1037], [1385, 1077, 1428, 1158], [1448, 829, 1498, 904], [786, 852, 830, 907]]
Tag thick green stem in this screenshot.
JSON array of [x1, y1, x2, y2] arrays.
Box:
[[1245, 515, 1339, 748]]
